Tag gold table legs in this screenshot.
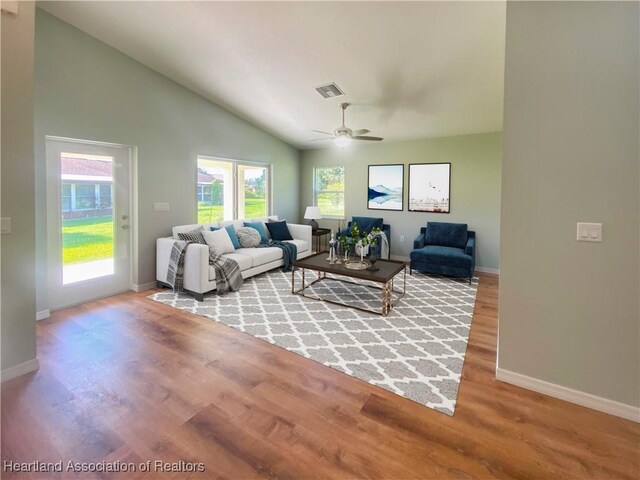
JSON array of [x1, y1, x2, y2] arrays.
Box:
[[292, 266, 406, 316]]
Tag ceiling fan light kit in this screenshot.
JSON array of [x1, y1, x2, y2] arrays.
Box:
[[335, 135, 352, 149], [309, 102, 383, 147]]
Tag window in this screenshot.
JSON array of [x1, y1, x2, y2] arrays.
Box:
[[62, 183, 72, 212], [197, 156, 270, 223], [314, 166, 345, 218], [99, 184, 112, 209], [75, 184, 96, 210]]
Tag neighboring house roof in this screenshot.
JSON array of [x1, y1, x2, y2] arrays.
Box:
[[61, 155, 113, 182], [198, 172, 223, 184]]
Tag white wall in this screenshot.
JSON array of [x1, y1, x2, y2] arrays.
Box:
[[499, 1, 639, 408], [301, 132, 502, 270], [34, 9, 301, 309], [1, 2, 38, 375]]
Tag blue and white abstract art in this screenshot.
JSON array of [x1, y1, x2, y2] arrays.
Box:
[[368, 164, 404, 211]]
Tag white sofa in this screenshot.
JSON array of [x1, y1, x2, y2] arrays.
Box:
[[156, 216, 313, 300]]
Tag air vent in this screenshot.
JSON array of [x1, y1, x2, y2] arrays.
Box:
[[315, 83, 345, 99]]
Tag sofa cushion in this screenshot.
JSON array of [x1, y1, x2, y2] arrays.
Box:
[[235, 247, 283, 267], [284, 239, 309, 253], [248, 216, 278, 239], [266, 220, 293, 241], [208, 253, 253, 280], [351, 216, 383, 234], [211, 224, 241, 249], [243, 221, 269, 242], [177, 227, 206, 244], [410, 245, 472, 268], [236, 227, 262, 248], [424, 222, 468, 249], [202, 228, 235, 255], [220, 219, 245, 232]]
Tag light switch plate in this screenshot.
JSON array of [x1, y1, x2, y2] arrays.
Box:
[[577, 222, 602, 242], [1, 217, 11, 234], [153, 202, 170, 212]]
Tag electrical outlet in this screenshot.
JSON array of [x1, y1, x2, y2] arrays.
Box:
[[153, 202, 170, 212], [400, 235, 405, 242]]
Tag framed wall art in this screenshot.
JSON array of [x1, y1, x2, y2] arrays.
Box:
[[367, 164, 404, 211], [408, 163, 451, 213]]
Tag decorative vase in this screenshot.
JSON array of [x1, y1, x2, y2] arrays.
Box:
[[367, 253, 380, 272]]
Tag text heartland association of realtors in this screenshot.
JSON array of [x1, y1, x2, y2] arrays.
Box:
[[3, 460, 206, 473]]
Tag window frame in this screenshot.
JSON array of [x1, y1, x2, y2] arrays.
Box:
[[313, 166, 346, 219], [196, 155, 272, 222]]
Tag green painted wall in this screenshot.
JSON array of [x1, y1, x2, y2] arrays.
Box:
[[34, 9, 301, 309], [301, 132, 502, 270], [1, 2, 38, 374], [500, 1, 639, 407]]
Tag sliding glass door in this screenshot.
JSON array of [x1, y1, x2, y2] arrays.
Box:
[[197, 156, 270, 222]]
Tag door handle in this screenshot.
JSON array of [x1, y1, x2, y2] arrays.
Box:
[[122, 215, 128, 220], [122, 225, 129, 230]]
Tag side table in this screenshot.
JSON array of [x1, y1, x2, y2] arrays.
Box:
[[311, 228, 332, 253]]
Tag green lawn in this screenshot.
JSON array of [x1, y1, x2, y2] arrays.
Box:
[[198, 198, 266, 224], [63, 216, 113, 266], [63, 199, 268, 265], [198, 204, 224, 224]]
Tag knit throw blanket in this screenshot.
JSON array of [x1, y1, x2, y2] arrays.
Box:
[[257, 240, 297, 272], [166, 241, 243, 295]]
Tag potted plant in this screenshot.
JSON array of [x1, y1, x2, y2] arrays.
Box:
[[338, 223, 382, 269]]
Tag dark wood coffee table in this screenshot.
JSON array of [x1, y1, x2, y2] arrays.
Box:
[[292, 253, 406, 316]]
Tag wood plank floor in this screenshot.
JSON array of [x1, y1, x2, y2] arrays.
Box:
[[2, 273, 639, 479]]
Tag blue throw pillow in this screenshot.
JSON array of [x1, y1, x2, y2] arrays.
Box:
[[425, 222, 468, 249], [266, 220, 293, 241], [211, 225, 241, 249], [243, 221, 269, 243], [351, 216, 383, 234]]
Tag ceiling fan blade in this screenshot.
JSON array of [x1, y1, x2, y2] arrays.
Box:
[[353, 136, 383, 141], [311, 130, 334, 136], [307, 137, 333, 142], [352, 129, 370, 136]]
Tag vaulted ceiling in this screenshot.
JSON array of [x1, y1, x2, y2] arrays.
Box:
[[38, 1, 506, 149]]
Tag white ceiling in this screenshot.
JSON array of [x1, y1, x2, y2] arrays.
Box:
[[38, 1, 506, 150]]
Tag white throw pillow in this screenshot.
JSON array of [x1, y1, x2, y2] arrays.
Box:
[[202, 228, 235, 255]]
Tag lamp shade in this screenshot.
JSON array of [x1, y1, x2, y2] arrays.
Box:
[[304, 206, 322, 220]]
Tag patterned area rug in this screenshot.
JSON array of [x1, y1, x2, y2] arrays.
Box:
[[149, 269, 479, 415]]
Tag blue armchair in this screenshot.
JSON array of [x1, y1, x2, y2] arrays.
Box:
[[339, 216, 391, 259], [410, 222, 475, 283]]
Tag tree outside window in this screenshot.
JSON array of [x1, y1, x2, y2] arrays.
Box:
[[314, 166, 345, 217]]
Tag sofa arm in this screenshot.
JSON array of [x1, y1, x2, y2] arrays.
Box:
[[183, 243, 210, 293], [287, 223, 312, 247], [414, 233, 426, 249], [465, 232, 476, 261]]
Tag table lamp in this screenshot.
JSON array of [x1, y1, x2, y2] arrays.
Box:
[[304, 206, 322, 231]]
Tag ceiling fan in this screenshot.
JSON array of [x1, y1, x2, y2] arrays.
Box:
[[310, 103, 383, 147]]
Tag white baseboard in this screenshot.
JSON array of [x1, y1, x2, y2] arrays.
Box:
[[131, 281, 156, 293], [390, 255, 410, 262], [36, 309, 50, 321], [1, 358, 39, 382], [496, 368, 640, 423], [476, 266, 500, 275]]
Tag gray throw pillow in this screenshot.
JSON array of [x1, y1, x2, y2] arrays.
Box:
[[236, 226, 261, 248], [177, 227, 206, 244]]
